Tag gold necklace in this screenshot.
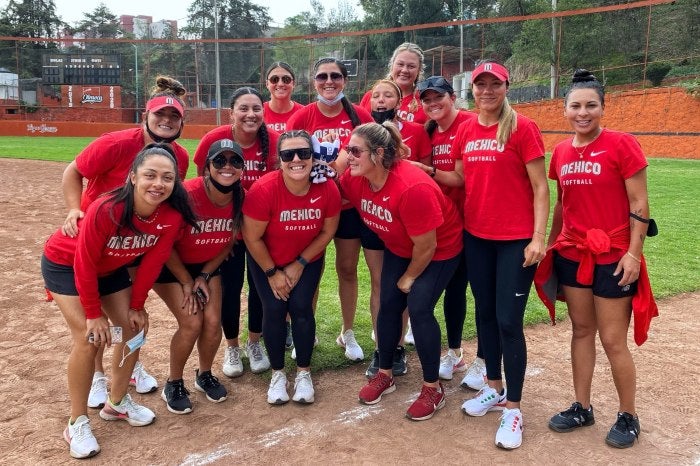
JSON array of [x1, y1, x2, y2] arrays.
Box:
[[135, 206, 160, 224], [572, 129, 602, 159]]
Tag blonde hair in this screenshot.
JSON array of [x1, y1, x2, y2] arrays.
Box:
[[386, 42, 425, 114], [352, 122, 409, 169], [496, 97, 517, 146]]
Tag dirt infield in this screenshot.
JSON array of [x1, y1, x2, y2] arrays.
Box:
[[1, 158, 698, 465]]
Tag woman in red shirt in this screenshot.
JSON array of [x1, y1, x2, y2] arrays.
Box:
[[438, 62, 550, 449], [194, 87, 280, 377], [287, 58, 373, 363], [243, 130, 341, 405], [543, 69, 652, 449], [359, 42, 427, 124], [341, 122, 462, 422], [61, 76, 189, 406], [153, 139, 246, 415], [263, 61, 304, 133], [42, 144, 198, 459], [412, 76, 481, 386]]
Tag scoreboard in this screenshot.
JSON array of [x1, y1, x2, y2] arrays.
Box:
[[42, 54, 121, 85]]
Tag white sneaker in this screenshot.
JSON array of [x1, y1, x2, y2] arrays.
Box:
[[267, 370, 289, 405], [404, 322, 415, 345], [63, 415, 100, 459], [246, 340, 271, 373], [291, 336, 318, 360], [461, 357, 487, 390], [130, 361, 158, 394], [461, 386, 507, 417], [438, 348, 467, 380], [336, 329, 364, 362], [292, 370, 315, 404], [222, 346, 244, 377], [496, 408, 524, 449], [87, 371, 108, 409], [99, 393, 155, 426]]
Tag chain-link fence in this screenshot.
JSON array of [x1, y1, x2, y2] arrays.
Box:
[[0, 0, 697, 121]]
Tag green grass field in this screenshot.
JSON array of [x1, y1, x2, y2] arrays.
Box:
[[1, 136, 698, 373]]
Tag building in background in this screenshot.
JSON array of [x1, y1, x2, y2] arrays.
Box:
[[120, 15, 178, 38]]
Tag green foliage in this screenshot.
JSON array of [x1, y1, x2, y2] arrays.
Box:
[[646, 62, 672, 87], [70, 4, 122, 40]]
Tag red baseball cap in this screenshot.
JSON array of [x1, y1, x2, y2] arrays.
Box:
[[471, 62, 510, 84], [146, 95, 184, 117]]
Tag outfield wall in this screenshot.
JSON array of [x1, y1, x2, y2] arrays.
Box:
[[1, 87, 698, 159], [514, 87, 699, 159]]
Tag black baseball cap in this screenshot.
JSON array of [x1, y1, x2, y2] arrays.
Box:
[[206, 138, 244, 163], [417, 76, 454, 98]]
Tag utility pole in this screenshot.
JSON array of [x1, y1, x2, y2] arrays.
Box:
[[214, 0, 222, 125]]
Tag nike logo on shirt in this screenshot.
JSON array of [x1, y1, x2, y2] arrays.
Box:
[[449, 135, 456, 140], [382, 196, 390, 201], [156, 224, 171, 230], [402, 136, 413, 142], [256, 151, 263, 156], [341, 119, 352, 125], [590, 150, 606, 157], [310, 197, 321, 204]]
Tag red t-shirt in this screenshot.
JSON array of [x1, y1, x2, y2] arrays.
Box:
[[287, 102, 374, 141], [243, 171, 341, 266], [75, 127, 189, 211], [263, 101, 304, 133], [193, 125, 280, 190], [549, 129, 648, 264], [429, 111, 475, 214], [44, 199, 184, 318], [399, 120, 432, 162], [454, 113, 545, 240], [176, 177, 235, 264], [340, 160, 463, 260], [360, 90, 427, 124]]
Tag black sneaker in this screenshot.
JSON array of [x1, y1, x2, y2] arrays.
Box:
[[194, 369, 228, 403], [161, 379, 192, 414], [549, 402, 595, 432], [605, 412, 640, 448], [365, 350, 380, 379], [285, 321, 294, 350], [392, 346, 408, 376]]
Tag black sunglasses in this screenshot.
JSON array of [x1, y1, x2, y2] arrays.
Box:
[[211, 153, 244, 170], [416, 76, 450, 92], [279, 148, 313, 162], [269, 75, 293, 85], [314, 72, 344, 83]]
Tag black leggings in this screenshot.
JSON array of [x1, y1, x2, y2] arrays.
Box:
[[377, 249, 460, 382], [443, 253, 471, 351], [464, 231, 535, 402], [248, 253, 322, 370], [220, 242, 263, 340]]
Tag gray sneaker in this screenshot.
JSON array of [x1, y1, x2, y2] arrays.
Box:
[[246, 340, 271, 373]]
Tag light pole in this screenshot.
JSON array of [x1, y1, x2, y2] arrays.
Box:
[[214, 0, 222, 125], [459, 0, 464, 74], [131, 43, 139, 123]]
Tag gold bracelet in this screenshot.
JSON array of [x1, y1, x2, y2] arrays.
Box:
[[626, 251, 641, 263], [534, 230, 546, 237]]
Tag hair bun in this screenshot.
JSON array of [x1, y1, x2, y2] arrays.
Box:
[[572, 69, 597, 84]]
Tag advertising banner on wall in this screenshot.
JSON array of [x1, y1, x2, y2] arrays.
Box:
[[61, 85, 121, 108]]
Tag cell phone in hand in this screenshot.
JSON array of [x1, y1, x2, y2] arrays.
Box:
[[88, 326, 123, 343], [194, 288, 208, 306]]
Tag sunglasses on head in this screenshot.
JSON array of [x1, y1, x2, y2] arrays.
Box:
[[279, 148, 313, 162], [416, 76, 450, 92], [314, 72, 344, 83], [211, 153, 244, 170], [268, 75, 293, 85], [345, 146, 369, 157]]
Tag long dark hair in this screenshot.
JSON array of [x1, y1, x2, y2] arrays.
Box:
[[230, 86, 270, 171], [103, 143, 198, 234], [313, 58, 362, 128]]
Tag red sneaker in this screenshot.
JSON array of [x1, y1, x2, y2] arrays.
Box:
[[406, 383, 446, 421], [358, 372, 396, 405]]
